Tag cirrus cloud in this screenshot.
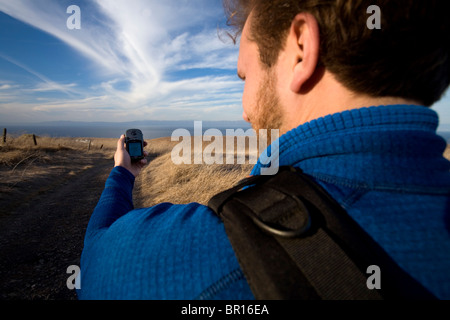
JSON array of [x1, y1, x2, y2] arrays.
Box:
[[0, 0, 243, 123]]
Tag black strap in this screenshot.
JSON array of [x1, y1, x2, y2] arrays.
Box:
[[208, 167, 437, 300]]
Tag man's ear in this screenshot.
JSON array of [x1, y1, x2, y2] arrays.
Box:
[[289, 13, 320, 93]]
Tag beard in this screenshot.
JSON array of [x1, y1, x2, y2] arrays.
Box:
[[250, 69, 285, 145]]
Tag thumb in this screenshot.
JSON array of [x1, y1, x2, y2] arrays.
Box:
[[117, 134, 126, 150]]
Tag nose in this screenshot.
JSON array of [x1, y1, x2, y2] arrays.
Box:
[[242, 110, 250, 123]]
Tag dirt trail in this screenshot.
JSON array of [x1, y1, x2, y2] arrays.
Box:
[[0, 151, 113, 300]]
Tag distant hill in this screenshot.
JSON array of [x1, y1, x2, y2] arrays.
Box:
[[6, 120, 251, 128]]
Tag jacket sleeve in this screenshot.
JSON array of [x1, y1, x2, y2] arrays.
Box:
[[84, 166, 135, 246], [78, 166, 255, 300]]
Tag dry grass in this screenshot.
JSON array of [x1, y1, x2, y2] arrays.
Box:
[[134, 137, 254, 207], [0, 134, 117, 167]]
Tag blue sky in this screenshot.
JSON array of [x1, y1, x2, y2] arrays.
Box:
[[0, 0, 243, 123], [0, 0, 449, 131]]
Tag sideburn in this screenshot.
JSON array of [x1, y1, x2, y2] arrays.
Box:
[[253, 70, 285, 144]]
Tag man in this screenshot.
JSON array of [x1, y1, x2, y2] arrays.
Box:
[[78, 0, 450, 299]]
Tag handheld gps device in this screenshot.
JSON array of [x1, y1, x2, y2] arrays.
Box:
[[125, 129, 145, 162]]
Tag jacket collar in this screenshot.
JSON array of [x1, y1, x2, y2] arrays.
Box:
[[252, 105, 450, 193]]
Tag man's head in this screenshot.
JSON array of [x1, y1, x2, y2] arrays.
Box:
[[227, 0, 450, 133]]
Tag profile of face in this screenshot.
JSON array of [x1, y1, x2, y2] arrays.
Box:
[[237, 16, 285, 136]]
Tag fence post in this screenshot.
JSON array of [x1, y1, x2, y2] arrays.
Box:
[[2, 128, 6, 143], [32, 134, 37, 146]]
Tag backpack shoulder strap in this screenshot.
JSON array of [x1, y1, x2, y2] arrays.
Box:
[[208, 166, 436, 300]]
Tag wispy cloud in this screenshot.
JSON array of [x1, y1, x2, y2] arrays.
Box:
[[0, 53, 80, 97], [0, 0, 242, 122]]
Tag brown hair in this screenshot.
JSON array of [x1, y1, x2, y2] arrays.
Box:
[[223, 0, 450, 106]]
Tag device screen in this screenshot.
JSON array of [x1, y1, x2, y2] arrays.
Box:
[[128, 141, 142, 157]]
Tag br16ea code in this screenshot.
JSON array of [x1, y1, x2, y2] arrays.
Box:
[[226, 305, 269, 315]]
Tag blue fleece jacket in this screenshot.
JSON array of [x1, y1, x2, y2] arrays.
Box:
[[78, 105, 450, 300]]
